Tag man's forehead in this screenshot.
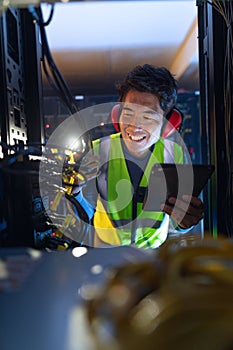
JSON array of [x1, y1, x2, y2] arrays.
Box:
[[122, 102, 160, 114]]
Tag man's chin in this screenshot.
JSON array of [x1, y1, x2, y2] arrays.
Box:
[[124, 142, 148, 158]]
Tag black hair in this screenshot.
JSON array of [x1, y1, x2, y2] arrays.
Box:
[[116, 64, 178, 115]]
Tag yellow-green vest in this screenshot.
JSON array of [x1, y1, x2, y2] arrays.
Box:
[[93, 133, 184, 248]]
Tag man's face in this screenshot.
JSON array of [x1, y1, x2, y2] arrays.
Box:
[[119, 90, 164, 158]]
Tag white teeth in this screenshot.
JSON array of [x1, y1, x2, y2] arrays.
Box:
[[129, 134, 144, 141]]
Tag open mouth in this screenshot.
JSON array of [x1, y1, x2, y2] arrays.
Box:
[[128, 133, 146, 142]]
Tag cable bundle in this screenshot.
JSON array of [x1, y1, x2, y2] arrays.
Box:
[[85, 235, 233, 350], [29, 5, 78, 115]]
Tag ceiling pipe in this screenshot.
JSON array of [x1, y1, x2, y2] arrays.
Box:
[[170, 17, 198, 80]]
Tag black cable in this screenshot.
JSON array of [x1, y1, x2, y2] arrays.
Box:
[[39, 21, 76, 113], [65, 193, 90, 224], [41, 4, 55, 27], [29, 5, 78, 115]]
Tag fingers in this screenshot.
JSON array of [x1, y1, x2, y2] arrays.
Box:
[[80, 155, 99, 170], [161, 195, 205, 229], [80, 155, 100, 180], [81, 154, 99, 167], [182, 195, 204, 209]]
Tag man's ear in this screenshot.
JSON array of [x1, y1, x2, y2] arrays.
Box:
[[110, 104, 121, 132], [161, 107, 183, 138]]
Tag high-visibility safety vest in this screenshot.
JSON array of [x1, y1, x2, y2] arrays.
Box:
[[92, 133, 184, 248]]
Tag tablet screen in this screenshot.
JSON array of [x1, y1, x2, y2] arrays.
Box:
[[143, 164, 215, 211]]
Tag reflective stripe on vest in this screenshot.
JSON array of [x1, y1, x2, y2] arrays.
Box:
[[93, 133, 184, 248]]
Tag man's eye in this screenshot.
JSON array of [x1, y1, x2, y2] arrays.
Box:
[[144, 114, 161, 122], [143, 115, 156, 121]]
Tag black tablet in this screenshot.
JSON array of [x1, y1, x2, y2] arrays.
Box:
[[143, 163, 215, 211]]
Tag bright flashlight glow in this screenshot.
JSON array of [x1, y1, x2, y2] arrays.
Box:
[[67, 138, 82, 151], [72, 246, 88, 258]]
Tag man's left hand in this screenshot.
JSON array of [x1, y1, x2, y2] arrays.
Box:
[[161, 195, 204, 229]]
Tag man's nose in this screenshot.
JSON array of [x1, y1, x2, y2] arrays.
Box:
[[130, 113, 142, 127]]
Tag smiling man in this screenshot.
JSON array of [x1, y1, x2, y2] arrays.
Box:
[[71, 64, 204, 248], [120, 91, 164, 158]]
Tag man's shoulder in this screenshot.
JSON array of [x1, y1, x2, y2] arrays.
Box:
[[163, 138, 184, 163], [92, 132, 121, 145], [163, 138, 181, 147]]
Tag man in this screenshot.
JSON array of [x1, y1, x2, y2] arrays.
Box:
[[70, 64, 204, 248]]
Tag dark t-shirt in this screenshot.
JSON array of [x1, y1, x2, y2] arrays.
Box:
[[121, 139, 151, 191]]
